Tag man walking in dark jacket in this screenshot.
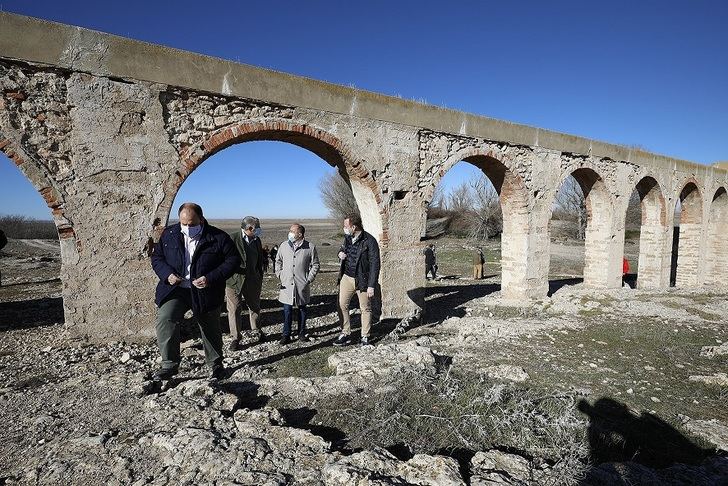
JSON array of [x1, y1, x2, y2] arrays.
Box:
[[334, 214, 381, 347], [150, 203, 239, 381]]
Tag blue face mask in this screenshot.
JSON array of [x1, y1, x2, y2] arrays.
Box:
[[254, 227, 262, 238], [181, 224, 202, 238]]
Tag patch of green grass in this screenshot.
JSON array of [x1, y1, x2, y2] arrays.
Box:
[[267, 346, 338, 379]]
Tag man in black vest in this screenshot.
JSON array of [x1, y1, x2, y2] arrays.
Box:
[[150, 203, 239, 381], [334, 214, 380, 347]]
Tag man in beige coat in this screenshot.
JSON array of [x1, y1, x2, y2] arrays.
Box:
[[275, 223, 320, 345]]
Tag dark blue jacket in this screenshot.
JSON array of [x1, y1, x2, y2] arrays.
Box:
[[151, 223, 240, 315], [338, 230, 381, 291]]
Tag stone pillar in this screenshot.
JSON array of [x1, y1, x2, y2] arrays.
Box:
[[582, 185, 622, 288], [378, 194, 426, 318], [702, 189, 728, 286]]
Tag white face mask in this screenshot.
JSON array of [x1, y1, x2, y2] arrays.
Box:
[[181, 224, 202, 238], [287, 232, 297, 243], [343, 227, 352, 236]]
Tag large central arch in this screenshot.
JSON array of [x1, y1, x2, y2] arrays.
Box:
[[156, 120, 384, 242]]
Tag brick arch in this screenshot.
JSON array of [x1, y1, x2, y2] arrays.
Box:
[[0, 138, 77, 254], [703, 186, 728, 286], [672, 179, 703, 287], [422, 147, 531, 300], [549, 166, 615, 288], [157, 120, 384, 242], [629, 176, 668, 288]]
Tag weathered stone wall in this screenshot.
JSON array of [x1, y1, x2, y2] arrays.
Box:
[[1, 13, 727, 341]]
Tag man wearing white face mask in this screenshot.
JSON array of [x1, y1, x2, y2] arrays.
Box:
[[151, 203, 240, 381], [225, 216, 266, 351], [275, 223, 320, 345], [334, 214, 380, 347]]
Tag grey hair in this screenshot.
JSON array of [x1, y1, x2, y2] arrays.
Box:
[[241, 216, 260, 229]]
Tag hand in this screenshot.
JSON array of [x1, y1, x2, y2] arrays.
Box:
[[192, 276, 208, 289], [168, 274, 182, 285], [338, 251, 347, 260], [367, 287, 375, 298]]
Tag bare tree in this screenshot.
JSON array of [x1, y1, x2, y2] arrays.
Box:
[[448, 182, 473, 213], [319, 171, 360, 221], [468, 175, 502, 240], [429, 184, 445, 210], [554, 175, 587, 240]]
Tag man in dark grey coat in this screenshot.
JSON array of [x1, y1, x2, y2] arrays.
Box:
[[225, 216, 266, 351], [275, 223, 320, 345]]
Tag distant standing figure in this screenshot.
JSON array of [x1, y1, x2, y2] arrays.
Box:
[[262, 245, 270, 273], [473, 248, 485, 280], [275, 223, 320, 345], [424, 244, 437, 280], [269, 245, 278, 271], [622, 257, 631, 288], [0, 229, 7, 287]]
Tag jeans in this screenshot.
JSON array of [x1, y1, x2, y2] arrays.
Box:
[[282, 304, 307, 337]]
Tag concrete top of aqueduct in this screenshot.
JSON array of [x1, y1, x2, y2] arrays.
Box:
[[0, 11, 725, 178]]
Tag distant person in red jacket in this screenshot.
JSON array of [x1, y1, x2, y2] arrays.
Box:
[[622, 257, 631, 288]]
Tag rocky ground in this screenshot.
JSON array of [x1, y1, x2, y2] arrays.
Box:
[[1, 235, 727, 485]]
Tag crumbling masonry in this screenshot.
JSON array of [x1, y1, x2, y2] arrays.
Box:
[[0, 13, 726, 341]]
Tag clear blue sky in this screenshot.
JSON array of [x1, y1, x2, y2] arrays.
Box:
[[1, 0, 726, 219]]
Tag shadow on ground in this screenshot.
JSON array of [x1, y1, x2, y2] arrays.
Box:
[[0, 297, 64, 331], [578, 397, 714, 469]]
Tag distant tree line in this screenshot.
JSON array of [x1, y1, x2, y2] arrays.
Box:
[[0, 214, 58, 239]]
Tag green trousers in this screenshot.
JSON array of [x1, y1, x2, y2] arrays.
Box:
[[155, 287, 223, 370]]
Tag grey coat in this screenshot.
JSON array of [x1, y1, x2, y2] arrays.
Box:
[[275, 239, 320, 306]]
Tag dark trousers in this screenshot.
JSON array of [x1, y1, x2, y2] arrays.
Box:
[[425, 264, 437, 279], [282, 304, 307, 337], [155, 287, 223, 370]]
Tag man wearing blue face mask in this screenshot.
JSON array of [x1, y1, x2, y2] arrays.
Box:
[[225, 216, 267, 351], [150, 202, 240, 381]]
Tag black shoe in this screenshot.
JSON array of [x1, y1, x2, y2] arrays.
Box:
[[299, 334, 310, 342], [333, 333, 351, 346], [210, 364, 227, 381], [279, 335, 290, 346], [360, 336, 372, 346], [228, 339, 241, 352], [152, 367, 178, 381]]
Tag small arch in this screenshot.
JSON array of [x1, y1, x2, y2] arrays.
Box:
[[158, 120, 384, 243], [703, 186, 728, 286], [422, 147, 530, 300], [671, 180, 703, 287], [549, 167, 616, 289], [0, 139, 78, 262], [625, 176, 668, 289]]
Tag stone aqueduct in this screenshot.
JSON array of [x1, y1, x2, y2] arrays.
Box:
[[1, 13, 726, 341]]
